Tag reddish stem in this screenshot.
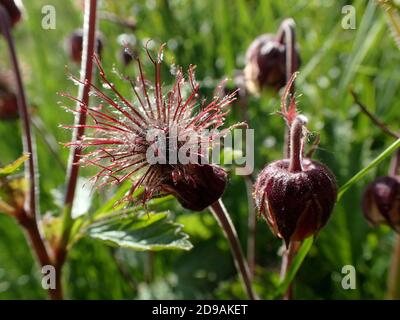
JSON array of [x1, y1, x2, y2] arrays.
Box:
[[288, 116, 306, 173], [276, 18, 298, 159], [236, 78, 257, 279], [277, 18, 298, 95], [64, 0, 98, 211], [350, 90, 399, 139], [0, 4, 59, 299], [210, 200, 257, 300], [389, 149, 400, 177], [0, 4, 37, 219], [279, 241, 300, 300], [57, 0, 98, 295]]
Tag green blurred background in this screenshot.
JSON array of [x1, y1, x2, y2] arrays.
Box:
[[0, 0, 399, 299]]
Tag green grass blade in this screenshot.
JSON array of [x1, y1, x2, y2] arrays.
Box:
[[338, 138, 400, 200]]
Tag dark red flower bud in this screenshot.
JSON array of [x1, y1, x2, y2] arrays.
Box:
[[361, 176, 400, 232], [0, 0, 22, 27], [244, 19, 301, 94], [0, 91, 18, 119], [67, 29, 103, 64], [0, 71, 18, 119], [117, 34, 136, 66], [244, 34, 286, 93], [254, 116, 337, 245], [162, 164, 227, 211], [119, 47, 134, 66]]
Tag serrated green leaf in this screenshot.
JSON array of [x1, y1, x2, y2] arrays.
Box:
[[0, 154, 29, 176], [86, 211, 193, 252]]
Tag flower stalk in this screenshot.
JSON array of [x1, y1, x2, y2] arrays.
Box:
[[56, 0, 98, 297], [210, 199, 257, 300], [277, 18, 299, 159], [387, 149, 400, 299], [0, 3, 59, 299]]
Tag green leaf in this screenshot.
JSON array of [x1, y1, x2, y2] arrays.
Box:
[[0, 154, 29, 176], [86, 210, 193, 252]]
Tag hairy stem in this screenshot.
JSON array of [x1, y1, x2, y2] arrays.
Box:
[[288, 116, 306, 173], [57, 0, 98, 294], [277, 18, 298, 95], [279, 241, 300, 299], [236, 79, 257, 279], [0, 4, 58, 299], [389, 149, 400, 177], [245, 176, 256, 279], [210, 199, 257, 300], [283, 115, 305, 297], [277, 18, 298, 158], [15, 209, 62, 300]]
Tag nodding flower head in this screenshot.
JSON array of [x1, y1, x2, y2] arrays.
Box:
[[244, 19, 301, 95], [0, 0, 22, 27], [244, 34, 286, 94], [253, 74, 337, 246], [362, 176, 400, 232], [62, 46, 240, 211]]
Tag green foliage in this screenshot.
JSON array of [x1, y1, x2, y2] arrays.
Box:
[[86, 211, 193, 251], [0, 154, 29, 176]]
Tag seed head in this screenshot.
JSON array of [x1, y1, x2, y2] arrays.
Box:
[[63, 46, 239, 210]]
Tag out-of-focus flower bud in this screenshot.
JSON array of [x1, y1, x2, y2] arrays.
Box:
[[0, 0, 22, 27], [117, 34, 137, 66], [0, 71, 18, 120], [244, 34, 287, 94], [362, 176, 400, 232], [244, 18, 301, 95], [66, 29, 104, 64]]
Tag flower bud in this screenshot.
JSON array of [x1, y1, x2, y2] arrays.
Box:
[[0, 0, 22, 27], [0, 71, 18, 119], [254, 115, 337, 245], [244, 34, 286, 94], [0, 91, 18, 119], [67, 29, 103, 64], [119, 47, 134, 66], [117, 33, 136, 66], [361, 176, 400, 232], [162, 164, 227, 211], [254, 158, 337, 245]]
